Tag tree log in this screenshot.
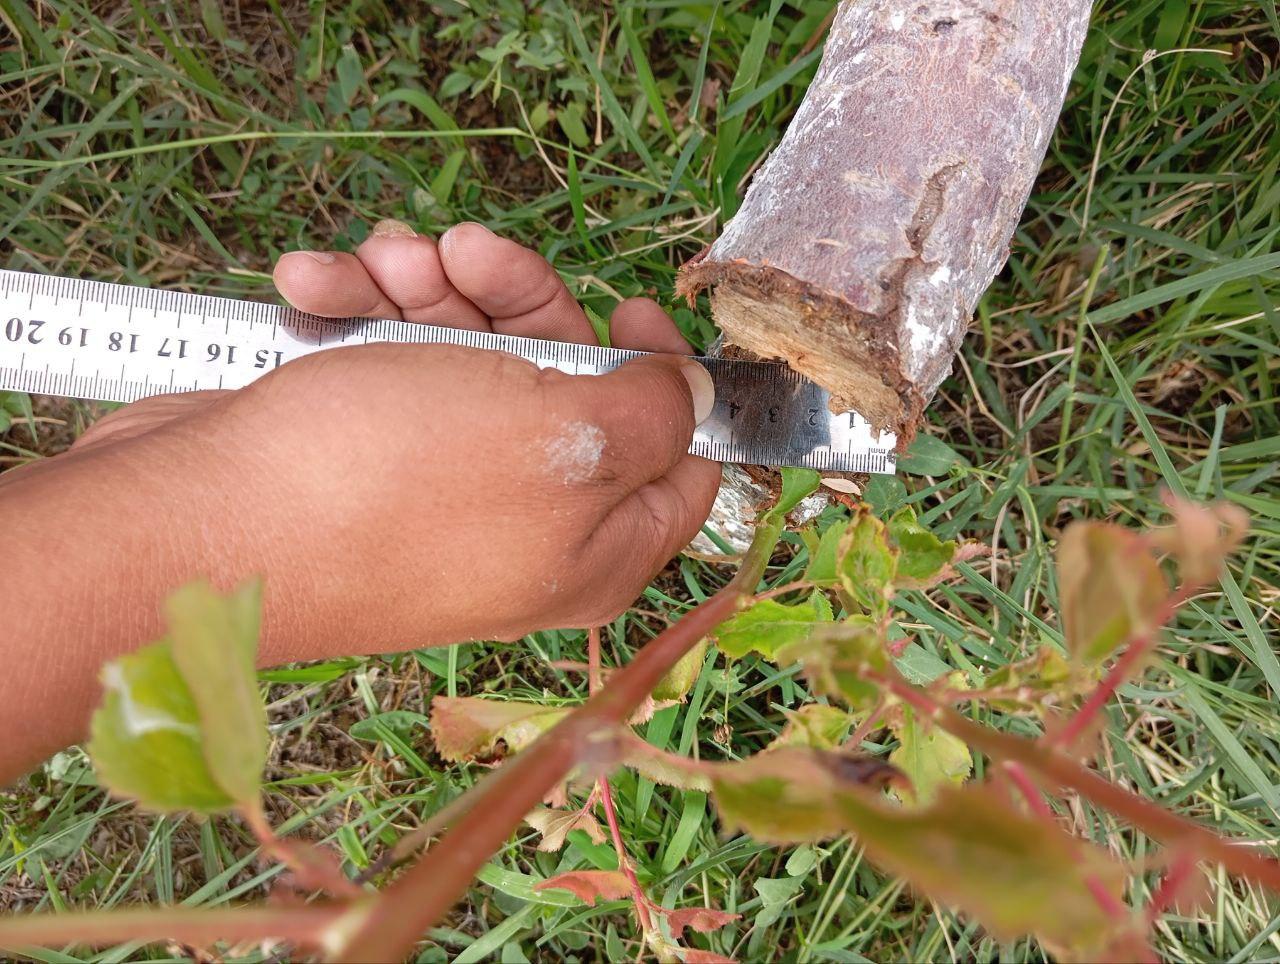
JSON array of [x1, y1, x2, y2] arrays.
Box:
[[678, 0, 1093, 439]]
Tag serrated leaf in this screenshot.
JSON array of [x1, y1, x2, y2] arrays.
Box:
[[1057, 522, 1167, 664], [772, 704, 855, 750], [652, 639, 706, 702], [165, 581, 267, 807], [713, 597, 828, 660], [711, 747, 900, 843], [759, 466, 822, 527], [887, 507, 957, 589], [524, 806, 606, 852], [430, 696, 569, 763], [777, 616, 889, 710], [889, 709, 972, 805], [533, 869, 631, 905], [661, 905, 740, 936], [837, 513, 897, 615], [88, 642, 235, 813]]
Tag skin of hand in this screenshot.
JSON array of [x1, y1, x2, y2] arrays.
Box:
[[0, 220, 720, 783]]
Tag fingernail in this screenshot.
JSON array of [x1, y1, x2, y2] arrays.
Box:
[[679, 359, 715, 425], [372, 218, 417, 239], [456, 220, 494, 235], [281, 250, 336, 265]]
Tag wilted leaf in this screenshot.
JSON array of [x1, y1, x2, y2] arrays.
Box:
[[525, 806, 606, 852], [653, 638, 707, 702], [772, 704, 855, 750], [758, 467, 822, 527], [1058, 522, 1167, 664], [533, 869, 631, 905], [661, 905, 740, 936], [1151, 496, 1248, 586], [837, 513, 898, 616], [711, 747, 900, 843], [164, 581, 267, 807], [830, 783, 1135, 958], [89, 642, 236, 813], [777, 616, 889, 710], [889, 709, 971, 805], [887, 507, 957, 589], [714, 596, 829, 661], [430, 696, 569, 763]]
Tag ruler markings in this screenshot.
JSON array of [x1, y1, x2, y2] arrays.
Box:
[[0, 269, 896, 473]]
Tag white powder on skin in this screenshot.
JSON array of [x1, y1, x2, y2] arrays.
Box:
[[545, 420, 605, 483]]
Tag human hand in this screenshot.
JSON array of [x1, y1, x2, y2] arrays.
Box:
[[66, 221, 720, 655]]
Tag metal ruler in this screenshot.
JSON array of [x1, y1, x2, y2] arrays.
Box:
[[0, 269, 896, 473]]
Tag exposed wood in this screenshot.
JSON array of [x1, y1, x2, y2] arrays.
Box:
[[679, 0, 1093, 439]]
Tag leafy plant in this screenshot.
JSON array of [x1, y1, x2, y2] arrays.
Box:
[[0, 473, 1266, 963]]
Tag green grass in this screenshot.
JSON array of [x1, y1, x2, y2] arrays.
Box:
[[1, 0, 1279, 960]]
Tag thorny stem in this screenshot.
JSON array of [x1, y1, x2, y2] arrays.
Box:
[[589, 626, 657, 937], [333, 517, 788, 961], [1052, 585, 1195, 750]]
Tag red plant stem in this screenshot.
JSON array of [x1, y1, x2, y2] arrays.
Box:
[[1146, 850, 1197, 924], [1052, 586, 1194, 750], [589, 626, 656, 935], [876, 674, 1280, 892], [600, 773, 656, 932], [243, 803, 362, 899], [0, 904, 354, 953], [334, 517, 787, 961], [1001, 762, 1053, 820]]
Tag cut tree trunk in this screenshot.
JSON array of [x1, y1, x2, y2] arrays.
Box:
[[678, 0, 1093, 440]]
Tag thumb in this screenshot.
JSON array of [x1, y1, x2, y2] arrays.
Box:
[[561, 353, 715, 491]]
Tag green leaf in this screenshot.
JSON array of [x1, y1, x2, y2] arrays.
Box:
[[349, 710, 431, 742], [335, 44, 364, 106], [714, 595, 830, 661], [759, 467, 822, 527], [887, 507, 957, 589], [1057, 522, 1167, 664], [556, 101, 590, 148], [889, 708, 972, 805], [652, 639, 706, 702], [777, 616, 889, 711], [897, 433, 966, 475], [711, 747, 900, 843], [837, 513, 898, 616], [165, 581, 268, 807], [88, 642, 235, 813], [430, 697, 569, 763], [803, 519, 849, 586], [87, 580, 267, 813], [829, 784, 1135, 958], [772, 704, 855, 750]]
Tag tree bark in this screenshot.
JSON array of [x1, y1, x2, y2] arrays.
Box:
[[678, 0, 1093, 439]]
